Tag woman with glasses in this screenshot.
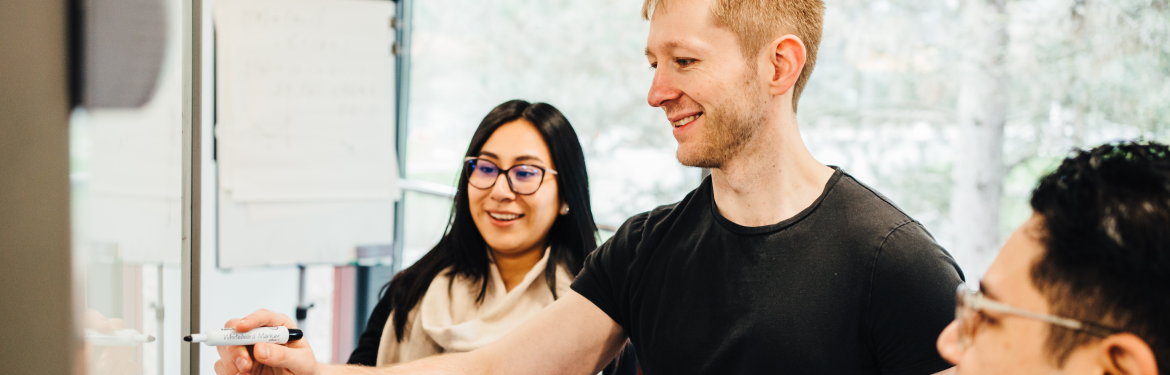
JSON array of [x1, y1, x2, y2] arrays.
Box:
[[340, 99, 633, 372], [212, 100, 635, 375]]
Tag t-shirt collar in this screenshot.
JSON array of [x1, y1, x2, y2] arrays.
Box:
[[708, 166, 845, 236]]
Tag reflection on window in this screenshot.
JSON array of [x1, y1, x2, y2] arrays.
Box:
[[70, 0, 183, 373]]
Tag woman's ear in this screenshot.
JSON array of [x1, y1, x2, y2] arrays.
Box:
[[1096, 333, 1158, 375], [559, 203, 570, 215]]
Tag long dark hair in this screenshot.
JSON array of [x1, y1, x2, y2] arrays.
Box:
[[383, 100, 597, 342]]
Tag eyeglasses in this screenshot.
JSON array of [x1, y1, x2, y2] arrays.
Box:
[[465, 157, 558, 195], [954, 283, 1121, 351]]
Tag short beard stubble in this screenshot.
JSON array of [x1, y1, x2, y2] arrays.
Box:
[[676, 66, 767, 169]]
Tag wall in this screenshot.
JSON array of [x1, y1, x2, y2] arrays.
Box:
[[0, 0, 75, 374]]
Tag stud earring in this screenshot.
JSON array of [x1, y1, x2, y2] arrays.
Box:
[[560, 204, 570, 215]]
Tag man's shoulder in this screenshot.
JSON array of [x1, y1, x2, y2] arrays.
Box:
[[816, 172, 941, 251], [611, 198, 692, 242], [826, 173, 962, 291], [825, 172, 918, 228], [606, 182, 710, 250]]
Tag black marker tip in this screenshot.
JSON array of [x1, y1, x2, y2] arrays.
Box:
[[183, 336, 192, 342]]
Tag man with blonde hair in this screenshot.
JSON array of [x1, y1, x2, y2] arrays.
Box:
[[214, 0, 962, 373]]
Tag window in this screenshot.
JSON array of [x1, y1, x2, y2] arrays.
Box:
[[70, 0, 185, 372], [401, 0, 702, 265]]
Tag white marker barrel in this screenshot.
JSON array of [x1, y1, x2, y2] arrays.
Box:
[[184, 326, 303, 346], [85, 328, 156, 347]]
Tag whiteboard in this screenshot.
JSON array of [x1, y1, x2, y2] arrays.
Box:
[[215, 0, 398, 268]]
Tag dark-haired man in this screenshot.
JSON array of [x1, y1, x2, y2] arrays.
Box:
[[215, 0, 963, 373], [936, 141, 1169, 374]]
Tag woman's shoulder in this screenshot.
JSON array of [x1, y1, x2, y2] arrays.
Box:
[[377, 294, 442, 365], [429, 265, 458, 283]]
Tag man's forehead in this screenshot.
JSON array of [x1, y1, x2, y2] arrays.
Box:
[[983, 215, 1050, 308], [645, 0, 723, 55], [646, 0, 709, 22]]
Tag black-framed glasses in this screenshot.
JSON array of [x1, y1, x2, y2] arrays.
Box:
[[954, 283, 1121, 351], [465, 157, 558, 195]]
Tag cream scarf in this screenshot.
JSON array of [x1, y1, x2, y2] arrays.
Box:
[[375, 248, 573, 366]]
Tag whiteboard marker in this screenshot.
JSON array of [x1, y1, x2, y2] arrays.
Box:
[[85, 328, 156, 347], [183, 326, 303, 346]]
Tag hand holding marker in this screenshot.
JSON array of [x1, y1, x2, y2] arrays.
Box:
[[208, 311, 320, 375], [184, 326, 304, 346]]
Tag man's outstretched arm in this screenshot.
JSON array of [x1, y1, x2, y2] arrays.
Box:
[[215, 290, 627, 375]]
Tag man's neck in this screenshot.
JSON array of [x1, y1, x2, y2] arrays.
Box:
[[710, 114, 833, 227]]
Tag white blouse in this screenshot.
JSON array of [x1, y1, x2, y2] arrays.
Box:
[[375, 248, 573, 366]]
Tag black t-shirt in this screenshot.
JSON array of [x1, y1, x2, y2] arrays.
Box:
[[571, 169, 964, 374]]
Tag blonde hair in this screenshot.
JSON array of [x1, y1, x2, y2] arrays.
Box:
[[642, 0, 824, 112]]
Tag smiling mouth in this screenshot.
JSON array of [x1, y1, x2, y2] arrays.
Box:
[[672, 113, 703, 127], [488, 212, 524, 221]]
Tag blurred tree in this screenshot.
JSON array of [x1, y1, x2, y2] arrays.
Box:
[[950, 0, 1009, 276], [801, 0, 1168, 277]]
